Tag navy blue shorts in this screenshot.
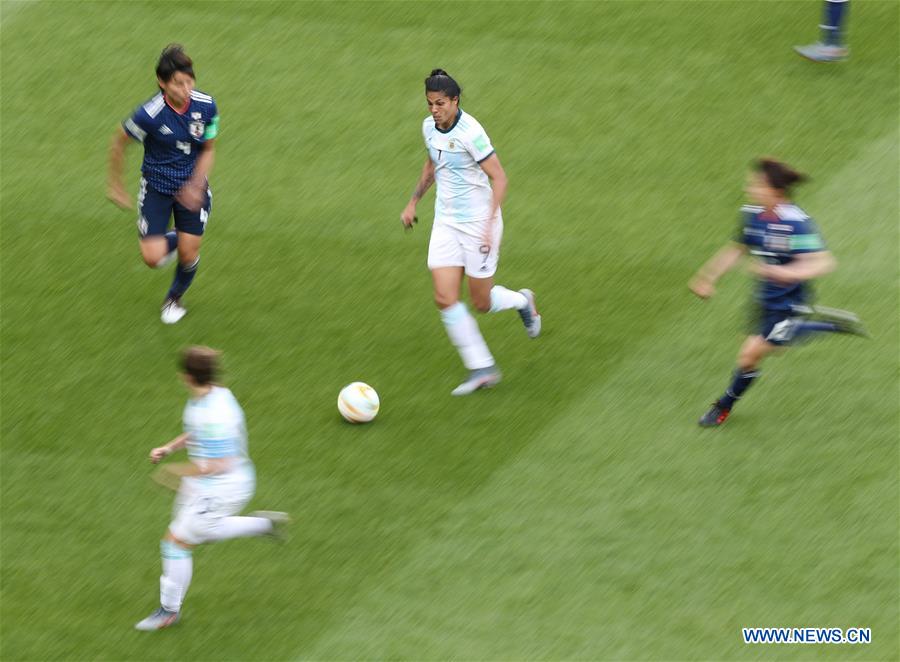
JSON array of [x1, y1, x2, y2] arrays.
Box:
[[754, 307, 800, 346], [136, 177, 211, 238]]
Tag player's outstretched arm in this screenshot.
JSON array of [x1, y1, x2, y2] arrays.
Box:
[[401, 158, 434, 229], [151, 455, 234, 491], [690, 242, 746, 299], [149, 433, 190, 464], [751, 250, 836, 285], [107, 127, 134, 209], [478, 153, 508, 249], [478, 153, 507, 224], [176, 139, 216, 212]]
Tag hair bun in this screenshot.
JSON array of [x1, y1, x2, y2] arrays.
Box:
[[162, 43, 185, 56], [756, 158, 808, 191], [787, 171, 807, 185], [430, 68, 448, 77]]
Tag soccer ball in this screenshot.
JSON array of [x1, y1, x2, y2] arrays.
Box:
[[337, 382, 380, 423]]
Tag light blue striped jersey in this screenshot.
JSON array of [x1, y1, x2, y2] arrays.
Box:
[[183, 386, 249, 465], [422, 109, 496, 224]]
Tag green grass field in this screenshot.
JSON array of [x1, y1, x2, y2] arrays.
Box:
[[2, 1, 898, 659]]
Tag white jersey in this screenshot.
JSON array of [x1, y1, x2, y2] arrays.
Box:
[[170, 386, 255, 544], [422, 109, 496, 224], [182, 386, 252, 476]]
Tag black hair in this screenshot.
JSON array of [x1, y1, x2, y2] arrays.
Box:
[[181, 346, 220, 386], [425, 69, 461, 99], [156, 44, 194, 83], [755, 158, 808, 192]]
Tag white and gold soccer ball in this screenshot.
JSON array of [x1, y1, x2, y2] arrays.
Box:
[[337, 382, 380, 423]]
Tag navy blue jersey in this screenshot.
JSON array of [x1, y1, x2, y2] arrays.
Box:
[[123, 90, 219, 195], [736, 203, 826, 310]]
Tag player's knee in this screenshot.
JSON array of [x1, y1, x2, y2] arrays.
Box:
[[737, 348, 761, 371], [141, 250, 165, 268], [164, 530, 193, 549], [737, 357, 757, 372], [178, 248, 199, 265], [139, 237, 172, 268], [434, 292, 458, 309], [472, 297, 491, 314]]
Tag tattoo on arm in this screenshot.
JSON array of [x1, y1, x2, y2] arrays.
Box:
[[412, 172, 434, 202]]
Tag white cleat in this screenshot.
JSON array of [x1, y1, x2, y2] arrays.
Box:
[[517, 289, 541, 338], [451, 366, 501, 396], [135, 606, 179, 631], [161, 297, 187, 324], [249, 511, 292, 540], [793, 42, 848, 62]]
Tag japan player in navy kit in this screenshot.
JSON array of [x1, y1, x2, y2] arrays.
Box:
[[400, 70, 541, 396], [690, 159, 866, 427], [107, 45, 218, 324]]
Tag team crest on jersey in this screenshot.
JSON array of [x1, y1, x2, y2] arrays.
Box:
[[448, 139, 456, 149], [191, 112, 201, 120], [189, 120, 205, 139]]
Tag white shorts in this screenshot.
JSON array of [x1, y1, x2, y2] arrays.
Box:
[[169, 468, 256, 545], [427, 215, 503, 278]]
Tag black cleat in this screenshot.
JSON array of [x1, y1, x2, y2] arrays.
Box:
[[699, 402, 730, 427]]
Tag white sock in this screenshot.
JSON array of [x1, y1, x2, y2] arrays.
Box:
[[207, 516, 272, 541], [489, 285, 527, 312], [160, 540, 193, 612], [440, 302, 494, 370]]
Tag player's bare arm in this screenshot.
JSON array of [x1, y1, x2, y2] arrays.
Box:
[[690, 242, 746, 298], [176, 139, 216, 212], [107, 127, 134, 209], [151, 456, 234, 491], [150, 432, 190, 464], [478, 153, 507, 248], [402, 158, 434, 227], [156, 456, 234, 477], [750, 250, 836, 285]]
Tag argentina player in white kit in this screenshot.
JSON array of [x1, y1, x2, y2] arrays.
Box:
[[135, 347, 288, 631], [401, 70, 541, 396]]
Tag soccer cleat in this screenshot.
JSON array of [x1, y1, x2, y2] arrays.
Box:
[[161, 297, 187, 324], [698, 402, 730, 427], [134, 606, 179, 631], [793, 42, 848, 62], [249, 511, 292, 541], [517, 289, 541, 338], [811, 306, 869, 338], [451, 366, 501, 396], [835, 318, 869, 338]]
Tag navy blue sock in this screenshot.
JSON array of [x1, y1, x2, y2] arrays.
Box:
[[820, 0, 849, 46], [793, 320, 841, 341], [167, 257, 199, 300], [165, 231, 178, 253], [718, 369, 759, 410]]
